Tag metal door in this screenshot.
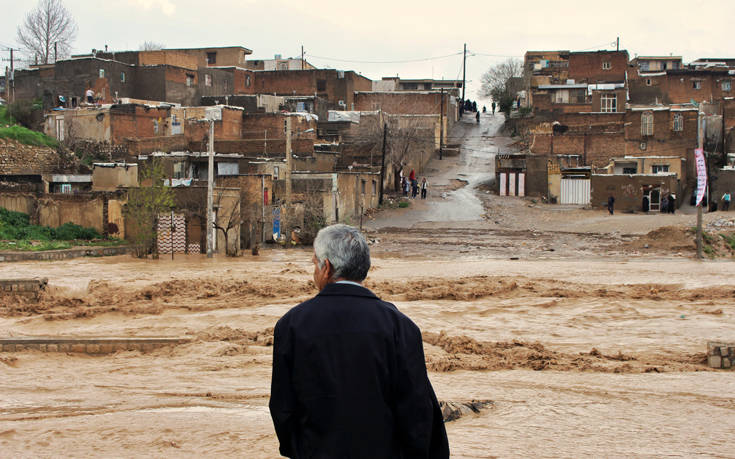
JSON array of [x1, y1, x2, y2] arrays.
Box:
[[560, 178, 590, 205]]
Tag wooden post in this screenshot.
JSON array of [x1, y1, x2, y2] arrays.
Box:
[[206, 120, 215, 258], [379, 122, 387, 205]]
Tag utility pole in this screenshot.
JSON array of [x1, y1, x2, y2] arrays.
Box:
[[461, 43, 467, 104], [440, 88, 444, 160], [616, 37, 619, 52], [206, 120, 215, 258], [285, 116, 292, 216], [54, 42, 58, 63], [379, 122, 387, 206], [696, 109, 705, 259], [9, 48, 14, 104], [301, 45, 304, 70]]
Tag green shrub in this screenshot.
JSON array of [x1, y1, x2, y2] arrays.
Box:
[[54, 222, 101, 240], [398, 201, 410, 208]]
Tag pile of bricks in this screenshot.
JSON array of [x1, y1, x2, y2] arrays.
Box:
[[707, 341, 735, 369]]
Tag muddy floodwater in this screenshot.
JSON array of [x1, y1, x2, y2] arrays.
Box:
[[1, 251, 734, 458]]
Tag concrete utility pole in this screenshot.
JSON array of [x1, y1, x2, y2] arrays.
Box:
[[379, 122, 387, 205], [9, 48, 14, 104], [696, 109, 705, 259], [616, 37, 619, 52], [461, 43, 467, 103], [285, 116, 292, 214], [439, 88, 444, 160], [206, 120, 215, 258]]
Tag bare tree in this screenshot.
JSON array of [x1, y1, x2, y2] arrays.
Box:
[[139, 41, 165, 51], [479, 58, 523, 113], [16, 0, 78, 65], [213, 190, 242, 257]]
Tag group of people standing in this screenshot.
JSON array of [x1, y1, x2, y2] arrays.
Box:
[[400, 169, 428, 199]]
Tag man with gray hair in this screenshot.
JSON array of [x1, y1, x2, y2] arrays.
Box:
[[269, 224, 449, 458]]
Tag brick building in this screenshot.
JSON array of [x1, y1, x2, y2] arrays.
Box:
[[253, 69, 372, 109]]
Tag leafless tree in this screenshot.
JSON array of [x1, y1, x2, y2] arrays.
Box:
[[479, 58, 523, 103], [213, 190, 242, 257], [16, 0, 78, 65], [139, 41, 165, 51]]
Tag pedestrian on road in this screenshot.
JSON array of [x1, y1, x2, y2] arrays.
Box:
[[722, 191, 731, 211], [661, 195, 669, 214], [669, 193, 676, 213], [482, 106, 486, 113], [492, 101, 496, 115], [403, 179, 410, 197], [409, 169, 415, 182], [421, 177, 428, 199], [269, 224, 450, 459], [411, 179, 419, 198], [476, 111, 480, 123], [642, 195, 649, 212], [607, 195, 615, 215]]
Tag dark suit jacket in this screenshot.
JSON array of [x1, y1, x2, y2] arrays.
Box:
[[269, 282, 449, 458]]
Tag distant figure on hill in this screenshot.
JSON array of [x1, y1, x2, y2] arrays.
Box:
[[607, 195, 615, 215], [476, 111, 480, 123], [669, 193, 676, 213], [661, 195, 669, 214], [492, 101, 496, 114], [421, 177, 428, 199], [722, 191, 731, 211], [85, 88, 94, 104]]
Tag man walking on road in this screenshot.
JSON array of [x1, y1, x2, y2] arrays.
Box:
[[491, 101, 496, 115], [607, 195, 615, 215], [270, 224, 449, 458]]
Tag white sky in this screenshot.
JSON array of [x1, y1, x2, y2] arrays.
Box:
[[2, 0, 733, 102]]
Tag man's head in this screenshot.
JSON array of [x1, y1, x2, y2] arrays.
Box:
[[312, 224, 371, 290]]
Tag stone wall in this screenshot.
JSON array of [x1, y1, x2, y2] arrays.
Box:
[[0, 278, 47, 298], [0, 139, 62, 175]]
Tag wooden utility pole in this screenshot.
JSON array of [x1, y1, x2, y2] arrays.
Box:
[[696, 109, 705, 259], [461, 43, 467, 103], [439, 88, 444, 160], [206, 120, 215, 258], [616, 37, 619, 52], [301, 45, 304, 70], [379, 122, 387, 205]]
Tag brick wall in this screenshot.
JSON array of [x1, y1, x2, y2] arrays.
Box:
[[254, 69, 371, 107], [590, 174, 679, 211], [110, 105, 171, 143], [242, 113, 317, 140], [661, 71, 733, 104], [568, 51, 628, 83]]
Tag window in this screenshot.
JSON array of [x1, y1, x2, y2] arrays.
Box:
[[317, 79, 327, 92], [723, 80, 732, 92], [600, 94, 617, 112], [361, 180, 366, 194], [205, 74, 212, 87], [173, 161, 186, 179], [186, 74, 194, 87], [652, 164, 670, 174], [273, 166, 279, 179], [646, 78, 652, 86], [622, 167, 637, 174], [120, 72, 126, 83], [246, 75, 251, 87], [60, 184, 72, 194], [206, 52, 217, 65], [692, 80, 701, 90], [602, 61, 611, 70], [641, 112, 654, 136], [99, 68, 105, 78], [673, 113, 683, 131], [372, 180, 377, 195]]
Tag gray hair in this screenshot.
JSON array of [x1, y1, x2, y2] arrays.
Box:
[[313, 224, 371, 282]]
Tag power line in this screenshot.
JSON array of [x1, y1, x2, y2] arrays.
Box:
[[305, 51, 463, 65]]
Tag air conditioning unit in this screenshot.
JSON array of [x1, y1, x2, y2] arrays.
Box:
[[640, 142, 647, 150], [338, 100, 346, 108]]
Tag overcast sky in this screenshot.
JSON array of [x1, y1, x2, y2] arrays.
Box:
[[2, 0, 733, 101]]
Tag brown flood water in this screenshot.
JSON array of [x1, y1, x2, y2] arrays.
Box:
[[1, 251, 735, 458]]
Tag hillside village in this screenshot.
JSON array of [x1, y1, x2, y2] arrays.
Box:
[[1, 45, 734, 256]]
